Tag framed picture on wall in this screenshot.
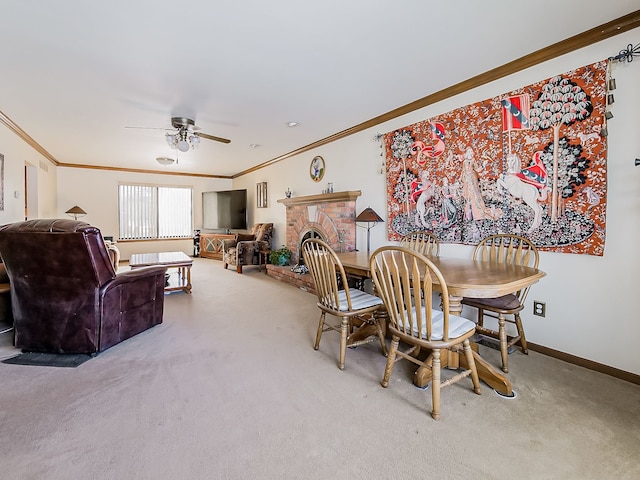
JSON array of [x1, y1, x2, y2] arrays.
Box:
[[257, 181, 268, 208], [310, 156, 325, 182]]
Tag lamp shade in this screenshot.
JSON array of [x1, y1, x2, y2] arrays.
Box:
[[355, 207, 383, 252], [65, 206, 87, 220], [355, 207, 383, 223]]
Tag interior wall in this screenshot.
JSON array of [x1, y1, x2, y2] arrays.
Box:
[[56, 168, 232, 260], [0, 129, 57, 225], [233, 29, 640, 375]]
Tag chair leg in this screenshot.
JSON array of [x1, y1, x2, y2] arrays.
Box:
[[314, 313, 325, 350], [373, 316, 388, 356], [339, 317, 349, 370], [498, 314, 509, 373], [431, 349, 441, 420], [223, 262, 228, 270], [463, 339, 482, 394], [514, 313, 528, 354], [477, 307, 485, 329], [236, 265, 243, 274], [381, 336, 399, 388]]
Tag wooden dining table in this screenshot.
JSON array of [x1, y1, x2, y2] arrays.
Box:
[[335, 250, 546, 396]]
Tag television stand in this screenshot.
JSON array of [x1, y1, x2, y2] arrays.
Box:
[[199, 233, 236, 260]]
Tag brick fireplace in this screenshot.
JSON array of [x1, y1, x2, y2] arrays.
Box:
[[266, 190, 361, 290]]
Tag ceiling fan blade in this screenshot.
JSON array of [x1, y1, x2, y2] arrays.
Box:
[[124, 126, 167, 130], [198, 132, 231, 144]]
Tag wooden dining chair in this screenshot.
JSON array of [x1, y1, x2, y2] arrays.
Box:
[[400, 230, 440, 256], [370, 246, 481, 420], [302, 238, 387, 370], [462, 234, 539, 373]]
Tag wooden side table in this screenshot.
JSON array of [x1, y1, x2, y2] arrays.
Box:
[[258, 248, 271, 273]]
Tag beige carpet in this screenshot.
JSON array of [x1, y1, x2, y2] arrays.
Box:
[[0, 258, 638, 480]]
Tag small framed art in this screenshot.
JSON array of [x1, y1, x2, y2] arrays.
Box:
[[310, 156, 325, 182], [256, 182, 268, 208]]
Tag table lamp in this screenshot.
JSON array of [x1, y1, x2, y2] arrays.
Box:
[[355, 207, 383, 252]]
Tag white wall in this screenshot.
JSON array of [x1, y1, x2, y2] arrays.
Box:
[[233, 29, 640, 375], [56, 168, 232, 260], [0, 129, 57, 225]]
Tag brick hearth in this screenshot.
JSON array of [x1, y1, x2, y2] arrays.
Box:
[[265, 264, 315, 293]]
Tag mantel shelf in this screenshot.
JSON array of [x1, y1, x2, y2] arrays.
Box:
[[277, 190, 362, 207]]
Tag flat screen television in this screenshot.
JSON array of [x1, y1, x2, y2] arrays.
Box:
[[202, 189, 247, 230]]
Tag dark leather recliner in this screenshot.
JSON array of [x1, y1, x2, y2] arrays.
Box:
[[0, 219, 168, 354]]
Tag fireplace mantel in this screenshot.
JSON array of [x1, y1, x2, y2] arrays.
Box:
[[277, 190, 361, 207]]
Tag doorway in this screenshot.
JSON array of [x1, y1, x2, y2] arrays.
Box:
[[24, 163, 37, 220]]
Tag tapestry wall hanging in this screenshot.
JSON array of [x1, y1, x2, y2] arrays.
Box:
[[383, 60, 608, 256], [0, 153, 4, 211]]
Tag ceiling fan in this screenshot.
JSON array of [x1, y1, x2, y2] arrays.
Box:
[[127, 116, 231, 153]]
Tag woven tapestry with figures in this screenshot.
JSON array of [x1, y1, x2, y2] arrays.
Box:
[[383, 60, 608, 256]]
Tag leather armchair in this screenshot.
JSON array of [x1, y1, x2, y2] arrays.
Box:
[[222, 223, 273, 273], [0, 219, 167, 354], [0, 261, 11, 328]]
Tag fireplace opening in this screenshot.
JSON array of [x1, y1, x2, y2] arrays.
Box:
[[291, 228, 326, 273], [299, 229, 325, 263]]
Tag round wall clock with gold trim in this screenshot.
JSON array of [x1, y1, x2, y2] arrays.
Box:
[[310, 156, 325, 182]]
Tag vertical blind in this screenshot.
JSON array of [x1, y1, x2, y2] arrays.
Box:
[[118, 184, 192, 240]]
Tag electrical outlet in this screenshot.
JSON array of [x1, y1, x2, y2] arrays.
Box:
[[533, 301, 546, 317]]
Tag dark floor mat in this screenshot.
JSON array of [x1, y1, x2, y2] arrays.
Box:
[[2, 352, 93, 367]]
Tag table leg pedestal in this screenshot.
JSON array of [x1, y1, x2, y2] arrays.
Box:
[[346, 311, 387, 348], [413, 342, 513, 396], [413, 295, 513, 397]]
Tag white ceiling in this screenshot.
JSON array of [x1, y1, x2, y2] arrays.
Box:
[[1, 1, 638, 177]]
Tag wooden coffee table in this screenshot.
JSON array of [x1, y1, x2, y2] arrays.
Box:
[[129, 251, 193, 293]]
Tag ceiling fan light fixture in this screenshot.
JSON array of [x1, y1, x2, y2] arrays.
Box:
[[156, 156, 175, 166], [139, 117, 229, 155], [177, 139, 190, 152]]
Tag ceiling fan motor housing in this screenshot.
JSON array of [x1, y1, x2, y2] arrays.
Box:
[[171, 117, 197, 130]]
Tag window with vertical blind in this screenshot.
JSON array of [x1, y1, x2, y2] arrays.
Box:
[[118, 184, 193, 240]]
